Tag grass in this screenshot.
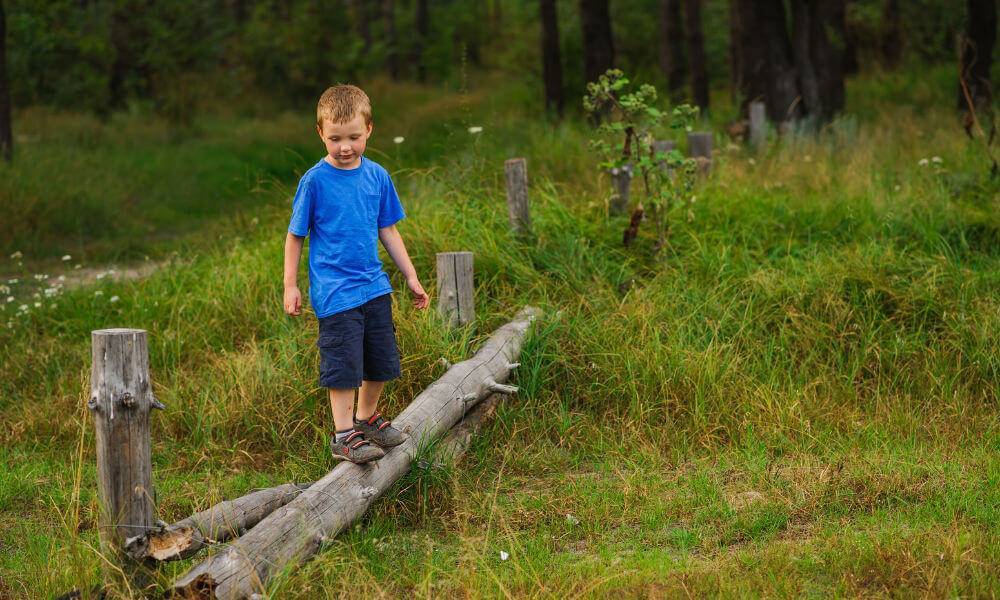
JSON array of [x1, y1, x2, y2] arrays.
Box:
[[0, 65, 998, 598]]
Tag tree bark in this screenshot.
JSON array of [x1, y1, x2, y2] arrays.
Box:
[[579, 0, 615, 84], [414, 0, 429, 82], [540, 0, 564, 116], [170, 308, 540, 600], [660, 0, 686, 102], [0, 0, 11, 163], [683, 0, 709, 111], [757, 0, 801, 123], [958, 0, 996, 124]]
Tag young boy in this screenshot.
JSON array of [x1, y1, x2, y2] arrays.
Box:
[[283, 84, 429, 464]]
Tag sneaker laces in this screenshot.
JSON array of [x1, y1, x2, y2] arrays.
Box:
[[365, 411, 393, 431], [344, 430, 370, 450]]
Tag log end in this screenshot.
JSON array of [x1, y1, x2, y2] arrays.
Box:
[[124, 526, 196, 562], [168, 573, 218, 599]]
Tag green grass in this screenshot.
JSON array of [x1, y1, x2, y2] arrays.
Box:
[[0, 66, 998, 598]]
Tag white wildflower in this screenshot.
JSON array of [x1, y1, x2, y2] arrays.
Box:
[[74, 264, 81, 270], [8, 278, 17, 284], [0, 285, 7, 295], [43, 288, 58, 297], [94, 290, 104, 296], [393, 136, 405, 144], [499, 550, 509, 561], [894, 185, 901, 192], [5, 296, 13, 303], [58, 275, 65, 282], [748, 158, 756, 165], [467, 126, 483, 134], [33, 302, 41, 308], [918, 158, 929, 166], [95, 272, 106, 280], [566, 514, 580, 526], [9, 251, 22, 259], [931, 156, 942, 164], [109, 296, 120, 303], [18, 304, 28, 312], [61, 254, 71, 261], [33, 273, 48, 280]]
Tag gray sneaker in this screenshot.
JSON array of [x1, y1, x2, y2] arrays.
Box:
[[330, 430, 385, 464], [354, 412, 405, 448]]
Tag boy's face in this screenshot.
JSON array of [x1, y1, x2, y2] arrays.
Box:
[[317, 115, 372, 169]]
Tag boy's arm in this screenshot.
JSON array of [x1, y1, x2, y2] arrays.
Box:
[[378, 225, 429, 309], [284, 232, 305, 316]]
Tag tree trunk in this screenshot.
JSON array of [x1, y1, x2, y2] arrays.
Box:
[[579, 0, 615, 84], [880, 0, 901, 68], [757, 0, 801, 123], [540, 0, 564, 116], [791, 0, 845, 125], [683, 0, 709, 111], [660, 0, 686, 102], [732, 0, 765, 114], [958, 0, 996, 125], [353, 0, 372, 53], [414, 0, 429, 82], [171, 308, 540, 600], [125, 483, 312, 562], [0, 0, 11, 163], [383, 0, 399, 80], [842, 0, 859, 75]]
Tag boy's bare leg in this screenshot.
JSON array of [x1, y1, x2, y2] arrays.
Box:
[[356, 380, 385, 421], [328, 388, 357, 432]]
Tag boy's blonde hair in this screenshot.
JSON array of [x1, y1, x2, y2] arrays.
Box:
[[316, 84, 372, 128]]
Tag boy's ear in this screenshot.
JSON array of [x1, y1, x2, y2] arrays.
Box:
[[366, 121, 373, 136], [316, 123, 324, 138]]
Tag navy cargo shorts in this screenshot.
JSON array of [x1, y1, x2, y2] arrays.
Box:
[[317, 293, 401, 389]]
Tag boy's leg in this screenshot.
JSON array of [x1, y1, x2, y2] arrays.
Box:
[[328, 388, 357, 431], [356, 380, 384, 421]]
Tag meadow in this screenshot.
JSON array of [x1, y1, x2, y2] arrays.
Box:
[[0, 67, 997, 598]]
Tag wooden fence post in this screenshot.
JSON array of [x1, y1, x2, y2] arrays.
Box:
[[436, 252, 474, 327], [609, 163, 632, 215], [89, 328, 161, 553], [504, 158, 531, 235], [687, 131, 713, 175], [749, 101, 767, 150]]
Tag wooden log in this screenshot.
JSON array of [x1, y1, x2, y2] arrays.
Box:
[[170, 307, 540, 599], [124, 483, 312, 562], [89, 328, 161, 551], [748, 101, 767, 150], [609, 163, 633, 215], [687, 131, 713, 175], [432, 392, 503, 466], [652, 139, 675, 170], [503, 158, 531, 235], [436, 251, 474, 328]]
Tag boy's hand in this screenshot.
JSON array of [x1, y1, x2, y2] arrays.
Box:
[[407, 277, 430, 310], [284, 286, 302, 316]]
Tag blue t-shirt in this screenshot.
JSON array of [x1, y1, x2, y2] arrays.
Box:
[[288, 157, 406, 318]]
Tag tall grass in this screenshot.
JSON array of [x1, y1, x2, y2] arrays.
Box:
[[0, 67, 997, 598]]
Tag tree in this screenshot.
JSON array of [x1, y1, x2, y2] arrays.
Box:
[[383, 0, 399, 80], [880, 0, 901, 68], [414, 0, 429, 82], [540, 0, 564, 116], [958, 0, 996, 137], [0, 0, 11, 163], [659, 0, 685, 101], [683, 0, 708, 111], [579, 0, 614, 86]]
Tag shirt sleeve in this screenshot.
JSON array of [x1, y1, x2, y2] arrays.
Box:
[[288, 176, 314, 236], [377, 171, 406, 228]]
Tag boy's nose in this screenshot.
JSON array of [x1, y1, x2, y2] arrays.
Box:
[[340, 144, 352, 152]]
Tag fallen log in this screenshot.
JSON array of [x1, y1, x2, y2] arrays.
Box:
[[133, 394, 503, 564], [170, 307, 539, 599], [123, 483, 312, 562]]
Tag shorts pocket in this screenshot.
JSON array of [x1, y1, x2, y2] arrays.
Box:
[[317, 330, 343, 348]]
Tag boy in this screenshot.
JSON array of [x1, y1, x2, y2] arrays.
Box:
[[283, 84, 429, 464]]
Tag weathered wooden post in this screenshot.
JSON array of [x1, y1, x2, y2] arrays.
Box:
[[436, 251, 474, 327], [609, 163, 633, 215], [89, 328, 160, 554], [687, 131, 713, 175], [504, 158, 531, 235], [652, 139, 675, 170], [749, 101, 767, 150]]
